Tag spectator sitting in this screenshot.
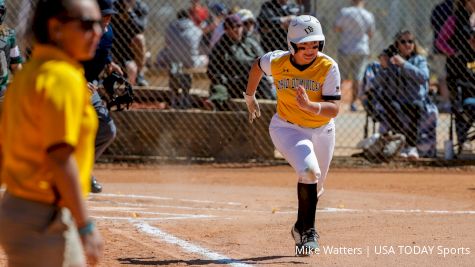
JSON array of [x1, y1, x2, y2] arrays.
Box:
[[205, 14, 274, 110], [210, 8, 257, 49], [209, 4, 232, 49], [257, 0, 299, 51], [112, 0, 149, 86], [189, 0, 209, 27], [156, 9, 208, 69], [237, 9, 258, 41], [374, 30, 438, 160], [333, 0, 375, 112], [202, 2, 228, 54]]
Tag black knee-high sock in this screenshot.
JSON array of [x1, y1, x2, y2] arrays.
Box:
[[296, 183, 318, 232]]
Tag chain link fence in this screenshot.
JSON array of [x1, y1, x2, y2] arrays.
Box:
[[3, 0, 475, 165]]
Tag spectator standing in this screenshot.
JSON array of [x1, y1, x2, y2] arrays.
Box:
[[446, 27, 475, 151], [430, 0, 453, 112], [257, 0, 298, 52], [0, 0, 103, 265], [334, 0, 375, 112], [159, 9, 208, 69]]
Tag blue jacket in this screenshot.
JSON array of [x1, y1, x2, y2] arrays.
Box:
[[374, 54, 429, 104]]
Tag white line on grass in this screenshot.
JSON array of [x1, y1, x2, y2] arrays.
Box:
[[134, 221, 253, 267], [93, 193, 241, 206]]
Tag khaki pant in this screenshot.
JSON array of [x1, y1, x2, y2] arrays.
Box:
[[0, 192, 85, 267]]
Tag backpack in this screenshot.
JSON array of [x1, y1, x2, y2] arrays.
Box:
[[357, 133, 406, 164]]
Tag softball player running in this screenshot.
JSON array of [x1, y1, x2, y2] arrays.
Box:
[[244, 15, 341, 256]]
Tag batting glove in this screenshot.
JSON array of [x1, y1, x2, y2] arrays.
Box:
[[243, 92, 261, 123]]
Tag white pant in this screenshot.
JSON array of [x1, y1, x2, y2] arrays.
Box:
[[269, 114, 335, 197]]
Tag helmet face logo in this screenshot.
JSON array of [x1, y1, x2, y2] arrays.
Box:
[[304, 26, 314, 34]]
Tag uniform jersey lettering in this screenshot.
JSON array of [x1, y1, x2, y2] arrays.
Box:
[[276, 78, 321, 92], [261, 51, 341, 128]]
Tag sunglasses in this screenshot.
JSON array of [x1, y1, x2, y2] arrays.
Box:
[[399, 39, 414, 45], [58, 16, 101, 31]]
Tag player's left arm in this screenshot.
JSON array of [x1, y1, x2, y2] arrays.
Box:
[[296, 63, 341, 117]]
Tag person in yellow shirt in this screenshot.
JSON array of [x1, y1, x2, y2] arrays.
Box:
[[244, 15, 341, 256], [0, 0, 103, 266]]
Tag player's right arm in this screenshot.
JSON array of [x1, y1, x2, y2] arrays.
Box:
[[245, 59, 264, 96], [243, 59, 264, 123]]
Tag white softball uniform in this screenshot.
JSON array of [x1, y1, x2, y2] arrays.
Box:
[[259, 50, 341, 196]]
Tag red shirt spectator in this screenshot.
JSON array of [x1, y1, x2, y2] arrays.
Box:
[[189, 0, 209, 26]]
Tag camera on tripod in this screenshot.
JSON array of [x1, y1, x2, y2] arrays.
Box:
[[101, 72, 134, 111]]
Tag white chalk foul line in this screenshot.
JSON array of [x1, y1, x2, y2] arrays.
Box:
[[92, 214, 216, 221], [274, 207, 475, 215], [319, 207, 475, 215], [93, 193, 241, 206], [134, 221, 252, 267]]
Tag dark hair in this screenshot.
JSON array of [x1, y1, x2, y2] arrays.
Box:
[[176, 9, 188, 19], [31, 0, 77, 44]]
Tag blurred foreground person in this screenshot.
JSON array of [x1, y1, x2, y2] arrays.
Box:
[[0, 0, 104, 266]]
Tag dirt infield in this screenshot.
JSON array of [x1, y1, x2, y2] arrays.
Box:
[[1, 165, 474, 266]]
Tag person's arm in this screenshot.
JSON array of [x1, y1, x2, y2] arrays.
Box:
[[47, 144, 103, 265], [367, 13, 376, 39], [47, 145, 88, 229], [296, 86, 340, 118], [10, 63, 22, 72], [333, 9, 344, 33], [392, 55, 429, 84], [245, 59, 264, 96], [243, 59, 264, 123], [296, 63, 341, 118], [106, 62, 123, 76], [9, 44, 23, 73]]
